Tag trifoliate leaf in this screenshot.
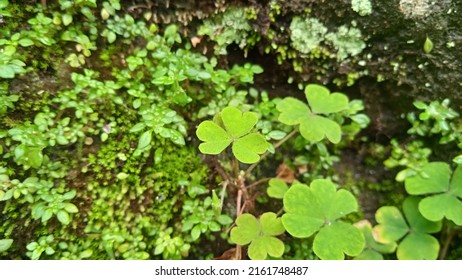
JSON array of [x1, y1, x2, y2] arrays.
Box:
[[282, 179, 362, 259], [373, 197, 441, 260], [276, 84, 348, 144], [230, 212, 285, 260], [267, 178, 289, 199], [305, 84, 349, 114], [405, 162, 462, 225], [197, 121, 232, 154], [196, 107, 268, 164]]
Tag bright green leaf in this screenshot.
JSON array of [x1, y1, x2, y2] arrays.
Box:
[[419, 194, 462, 225], [276, 84, 349, 144], [313, 221, 365, 260], [397, 232, 439, 260], [191, 225, 201, 240], [403, 196, 442, 233], [0, 65, 15, 79], [0, 239, 13, 252], [276, 97, 310, 125], [137, 130, 152, 150], [282, 180, 358, 238], [196, 107, 268, 163], [267, 178, 289, 199], [230, 212, 285, 260], [221, 106, 258, 138], [300, 115, 342, 144], [374, 206, 408, 243], [197, 121, 232, 154], [57, 210, 70, 225], [18, 38, 34, 47], [354, 220, 397, 260], [28, 147, 44, 168], [62, 14, 73, 26], [64, 203, 78, 214], [248, 236, 284, 260], [423, 37, 433, 54], [405, 162, 462, 225], [232, 133, 268, 164], [231, 214, 259, 245], [41, 208, 53, 223], [305, 84, 348, 114], [374, 197, 441, 260], [130, 122, 146, 133], [405, 162, 451, 195], [267, 130, 287, 140]]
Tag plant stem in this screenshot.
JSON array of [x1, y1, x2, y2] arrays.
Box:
[[246, 177, 270, 189], [245, 128, 299, 176], [439, 222, 456, 260]]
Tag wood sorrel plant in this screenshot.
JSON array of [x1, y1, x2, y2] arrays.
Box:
[[195, 84, 369, 260]]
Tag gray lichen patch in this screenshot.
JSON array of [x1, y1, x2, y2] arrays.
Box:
[[399, 0, 452, 18]]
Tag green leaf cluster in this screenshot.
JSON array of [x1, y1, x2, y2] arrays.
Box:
[[277, 84, 349, 144], [374, 197, 441, 260], [196, 106, 269, 164], [230, 212, 285, 260]]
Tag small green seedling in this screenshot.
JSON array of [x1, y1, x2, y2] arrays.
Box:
[[230, 212, 285, 260], [266, 178, 289, 199], [374, 197, 441, 260], [423, 37, 433, 54], [282, 179, 364, 259], [0, 239, 13, 253], [405, 162, 462, 225], [276, 84, 349, 144], [354, 220, 396, 260], [196, 106, 269, 164]]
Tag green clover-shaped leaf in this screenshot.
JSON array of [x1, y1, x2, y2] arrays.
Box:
[[305, 84, 349, 114], [405, 162, 462, 225], [374, 197, 441, 260], [276, 84, 348, 144], [196, 107, 268, 164], [300, 115, 342, 143], [354, 220, 397, 260], [282, 179, 364, 259], [196, 121, 232, 154], [267, 178, 289, 199], [230, 212, 285, 260]]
